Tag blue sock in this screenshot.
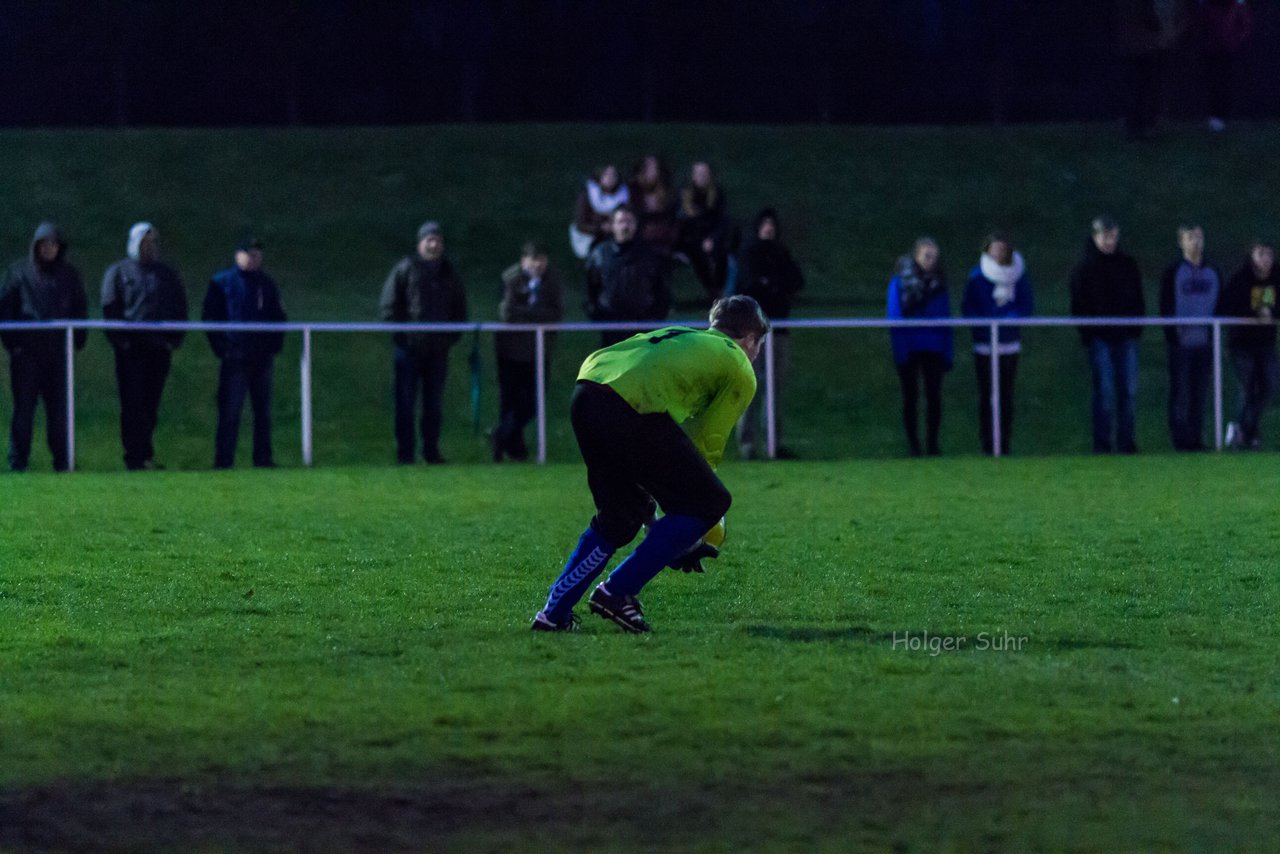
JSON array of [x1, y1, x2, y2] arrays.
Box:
[[543, 526, 615, 621], [605, 514, 709, 598]]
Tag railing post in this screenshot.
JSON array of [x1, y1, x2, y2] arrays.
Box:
[[1212, 320, 1223, 451], [535, 326, 547, 465], [65, 325, 75, 472], [989, 321, 1001, 458], [764, 329, 777, 459], [301, 326, 313, 466]]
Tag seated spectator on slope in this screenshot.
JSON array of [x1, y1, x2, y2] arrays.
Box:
[[1217, 240, 1278, 450], [570, 164, 629, 260], [887, 237, 953, 457], [629, 154, 678, 257], [961, 232, 1034, 456], [733, 208, 804, 460], [585, 204, 672, 347], [676, 160, 731, 301], [1159, 224, 1221, 451]]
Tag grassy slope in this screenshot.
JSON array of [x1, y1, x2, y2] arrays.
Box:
[[1, 123, 1278, 468], [1, 458, 1278, 849]]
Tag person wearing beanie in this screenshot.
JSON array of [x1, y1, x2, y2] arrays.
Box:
[[378, 220, 467, 464], [101, 222, 189, 470], [201, 234, 287, 469], [0, 221, 88, 472]]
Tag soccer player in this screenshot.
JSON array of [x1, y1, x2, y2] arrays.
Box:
[[532, 294, 769, 633]]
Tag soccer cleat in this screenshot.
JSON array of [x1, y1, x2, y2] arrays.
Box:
[[530, 610, 580, 633], [588, 584, 651, 633]]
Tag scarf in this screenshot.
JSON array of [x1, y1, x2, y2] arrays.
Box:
[[979, 250, 1025, 307], [586, 179, 630, 216], [897, 255, 944, 314]]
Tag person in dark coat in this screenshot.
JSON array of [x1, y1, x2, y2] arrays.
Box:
[[584, 205, 672, 347], [379, 221, 468, 464], [1070, 215, 1146, 454], [1216, 241, 1277, 449], [102, 222, 189, 470], [0, 221, 88, 472], [732, 208, 804, 459], [202, 235, 287, 469], [676, 161, 731, 301], [492, 241, 564, 462]]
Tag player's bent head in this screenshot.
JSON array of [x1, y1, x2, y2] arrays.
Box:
[[709, 295, 770, 341]]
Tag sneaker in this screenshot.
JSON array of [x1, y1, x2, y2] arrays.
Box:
[[530, 610, 580, 633], [1225, 422, 1240, 449], [588, 584, 651, 633]]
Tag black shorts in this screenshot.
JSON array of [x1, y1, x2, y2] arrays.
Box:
[[570, 381, 731, 548]]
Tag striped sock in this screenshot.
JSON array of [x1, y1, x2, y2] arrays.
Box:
[[605, 514, 709, 597], [543, 526, 615, 621]]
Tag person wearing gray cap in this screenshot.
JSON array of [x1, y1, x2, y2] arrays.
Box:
[[101, 222, 189, 470], [378, 221, 468, 464]]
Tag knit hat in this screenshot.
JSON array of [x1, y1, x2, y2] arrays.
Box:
[[417, 221, 443, 241], [127, 222, 154, 261]]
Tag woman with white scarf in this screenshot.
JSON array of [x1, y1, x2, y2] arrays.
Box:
[[961, 232, 1034, 455], [570, 164, 630, 259]]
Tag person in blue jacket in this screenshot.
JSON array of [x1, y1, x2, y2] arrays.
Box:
[[962, 232, 1034, 455], [887, 237, 952, 456], [202, 235, 287, 469]]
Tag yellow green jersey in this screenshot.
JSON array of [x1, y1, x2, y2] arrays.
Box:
[[577, 326, 757, 467]]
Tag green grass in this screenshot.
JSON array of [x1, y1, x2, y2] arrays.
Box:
[[2, 457, 1278, 849], [2, 123, 1280, 468]]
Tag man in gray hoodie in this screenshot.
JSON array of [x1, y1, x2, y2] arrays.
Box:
[[0, 222, 88, 472], [102, 222, 189, 470]]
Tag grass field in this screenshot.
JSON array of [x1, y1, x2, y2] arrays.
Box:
[[2, 123, 1280, 468], [3, 457, 1278, 850]]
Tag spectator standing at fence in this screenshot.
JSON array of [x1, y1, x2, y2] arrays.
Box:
[[570, 164, 630, 260], [1070, 215, 1146, 454], [1159, 224, 1220, 451], [585, 205, 672, 348], [493, 241, 564, 462], [0, 221, 87, 472], [1217, 240, 1277, 449], [1199, 0, 1254, 132], [629, 154, 678, 256], [733, 208, 804, 460], [676, 160, 731, 301], [379, 221, 468, 465], [887, 238, 953, 457], [101, 222, 188, 470], [961, 232, 1034, 456], [202, 236, 286, 469]]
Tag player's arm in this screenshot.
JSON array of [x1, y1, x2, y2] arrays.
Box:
[[683, 362, 757, 468]]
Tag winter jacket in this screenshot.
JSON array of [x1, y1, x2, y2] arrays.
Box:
[[102, 257, 188, 352], [887, 261, 953, 368], [962, 257, 1034, 352], [1069, 239, 1146, 344], [202, 265, 286, 361], [584, 238, 672, 323], [0, 222, 88, 357], [378, 254, 467, 354], [496, 263, 564, 362], [734, 211, 804, 332], [1216, 262, 1277, 351], [1158, 258, 1221, 348]]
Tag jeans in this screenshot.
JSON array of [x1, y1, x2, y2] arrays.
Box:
[[393, 345, 449, 463], [1167, 344, 1211, 451], [215, 357, 275, 468], [8, 349, 69, 472], [974, 352, 1018, 456], [1087, 338, 1139, 453], [1230, 346, 1279, 445], [114, 344, 173, 469]]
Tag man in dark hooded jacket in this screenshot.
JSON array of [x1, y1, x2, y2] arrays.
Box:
[[0, 222, 88, 472], [102, 222, 189, 470], [1070, 215, 1146, 453]]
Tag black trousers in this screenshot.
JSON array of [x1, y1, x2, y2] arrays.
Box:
[[114, 344, 173, 469], [571, 381, 730, 548], [393, 345, 449, 463], [495, 355, 537, 459], [8, 349, 69, 472], [215, 357, 275, 468], [896, 351, 946, 455], [974, 352, 1018, 455]]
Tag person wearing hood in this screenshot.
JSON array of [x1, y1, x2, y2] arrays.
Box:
[[101, 222, 189, 470], [378, 220, 467, 465], [887, 237, 953, 457], [202, 235, 287, 469], [732, 208, 804, 459], [0, 222, 88, 472], [1159, 224, 1220, 451], [962, 232, 1034, 456], [1070, 215, 1146, 454]]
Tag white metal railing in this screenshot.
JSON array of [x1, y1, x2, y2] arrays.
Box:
[[0, 316, 1270, 468]]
